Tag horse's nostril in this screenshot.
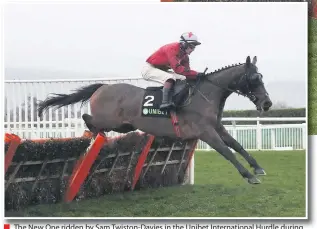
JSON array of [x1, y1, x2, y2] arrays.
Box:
[[264, 101, 272, 107]]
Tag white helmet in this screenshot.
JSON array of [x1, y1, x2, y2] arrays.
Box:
[[180, 32, 201, 46]]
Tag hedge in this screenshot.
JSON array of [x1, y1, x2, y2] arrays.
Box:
[[222, 108, 306, 124]]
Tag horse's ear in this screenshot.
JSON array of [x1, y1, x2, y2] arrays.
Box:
[[252, 56, 257, 65], [246, 56, 251, 67]]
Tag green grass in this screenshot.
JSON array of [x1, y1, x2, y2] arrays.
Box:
[[7, 150, 306, 218], [309, 18, 317, 134]]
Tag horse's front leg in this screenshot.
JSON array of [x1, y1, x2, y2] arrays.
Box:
[[199, 128, 261, 184], [216, 124, 266, 176]]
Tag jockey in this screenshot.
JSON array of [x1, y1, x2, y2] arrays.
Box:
[[141, 32, 206, 110]]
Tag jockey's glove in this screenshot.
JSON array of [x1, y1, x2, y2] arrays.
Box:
[[196, 72, 206, 80]]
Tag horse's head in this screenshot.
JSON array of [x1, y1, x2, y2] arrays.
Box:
[[235, 56, 272, 112]]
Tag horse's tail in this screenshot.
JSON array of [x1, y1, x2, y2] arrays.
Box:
[[38, 83, 104, 117]]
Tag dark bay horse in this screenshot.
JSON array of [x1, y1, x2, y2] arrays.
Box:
[[38, 56, 272, 184]]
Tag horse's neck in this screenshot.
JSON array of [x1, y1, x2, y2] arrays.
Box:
[[191, 65, 245, 119], [201, 65, 245, 98], [211, 65, 245, 87]]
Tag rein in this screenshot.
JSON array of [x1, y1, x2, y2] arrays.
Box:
[[187, 71, 255, 106]]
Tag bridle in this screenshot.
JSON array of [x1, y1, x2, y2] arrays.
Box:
[[227, 71, 265, 103], [187, 66, 267, 105]]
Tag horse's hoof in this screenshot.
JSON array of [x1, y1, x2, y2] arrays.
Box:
[[247, 176, 261, 184], [254, 168, 266, 176]]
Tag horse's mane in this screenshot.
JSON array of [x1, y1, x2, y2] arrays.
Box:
[[206, 63, 244, 76]]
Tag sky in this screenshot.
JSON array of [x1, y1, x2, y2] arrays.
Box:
[[4, 2, 307, 110]]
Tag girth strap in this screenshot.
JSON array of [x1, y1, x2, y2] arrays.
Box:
[[170, 110, 181, 138]]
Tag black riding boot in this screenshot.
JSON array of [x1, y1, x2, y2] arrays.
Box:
[[160, 87, 175, 110]]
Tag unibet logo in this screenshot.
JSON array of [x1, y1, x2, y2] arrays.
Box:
[[143, 108, 149, 115]]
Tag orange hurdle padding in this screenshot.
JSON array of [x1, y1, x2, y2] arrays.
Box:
[[5, 134, 22, 173], [5, 133, 13, 144], [65, 133, 108, 202], [67, 153, 86, 189], [131, 135, 155, 190], [82, 130, 94, 138]]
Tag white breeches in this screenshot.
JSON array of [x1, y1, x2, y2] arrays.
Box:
[[141, 62, 186, 85]]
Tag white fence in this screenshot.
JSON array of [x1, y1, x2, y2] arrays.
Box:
[[4, 78, 307, 151]]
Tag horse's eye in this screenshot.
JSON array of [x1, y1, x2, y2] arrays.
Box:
[[250, 74, 258, 81], [251, 74, 262, 81]]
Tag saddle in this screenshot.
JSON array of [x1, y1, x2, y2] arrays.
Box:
[[144, 79, 192, 110], [141, 79, 197, 139]]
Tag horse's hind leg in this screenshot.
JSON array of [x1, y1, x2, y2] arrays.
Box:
[[216, 124, 266, 176], [82, 114, 136, 136], [113, 123, 137, 133], [82, 114, 104, 136]]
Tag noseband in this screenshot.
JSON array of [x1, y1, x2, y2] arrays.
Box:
[[233, 72, 265, 102]]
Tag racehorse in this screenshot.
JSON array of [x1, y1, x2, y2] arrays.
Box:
[[38, 56, 272, 184]]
